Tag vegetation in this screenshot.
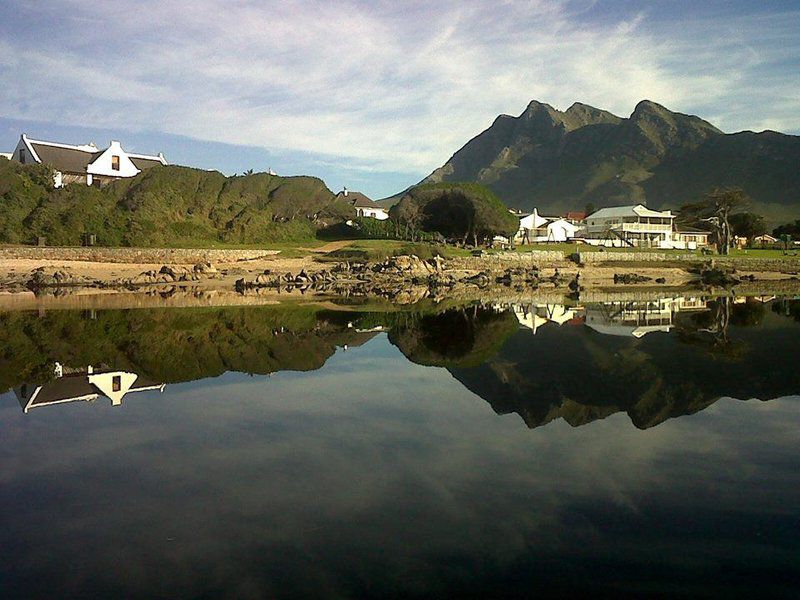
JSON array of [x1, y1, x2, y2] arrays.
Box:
[[345, 216, 443, 243], [0, 160, 343, 246], [773, 219, 800, 239], [389, 182, 518, 246], [729, 211, 767, 240], [323, 239, 469, 262], [679, 187, 750, 255]]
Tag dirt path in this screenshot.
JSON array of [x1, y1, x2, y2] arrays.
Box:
[[305, 240, 351, 253]]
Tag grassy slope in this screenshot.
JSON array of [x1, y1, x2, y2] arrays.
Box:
[[0, 159, 342, 246]]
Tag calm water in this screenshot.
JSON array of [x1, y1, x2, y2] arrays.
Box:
[[1, 297, 799, 598]]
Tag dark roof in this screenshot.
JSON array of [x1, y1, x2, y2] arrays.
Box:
[[335, 191, 380, 209], [29, 143, 99, 174], [129, 156, 163, 171]]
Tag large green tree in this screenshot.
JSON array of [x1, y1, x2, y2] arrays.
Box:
[[729, 212, 766, 240], [389, 183, 518, 246]]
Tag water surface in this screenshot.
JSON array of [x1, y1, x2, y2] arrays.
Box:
[[1, 296, 798, 598]]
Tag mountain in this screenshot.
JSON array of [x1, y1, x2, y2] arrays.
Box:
[[421, 99, 800, 223], [0, 159, 345, 246]]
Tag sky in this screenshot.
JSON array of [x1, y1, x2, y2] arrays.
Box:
[[1, 0, 799, 198]]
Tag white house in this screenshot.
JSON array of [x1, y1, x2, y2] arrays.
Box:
[[11, 134, 167, 187], [585, 204, 674, 246], [514, 208, 584, 244], [14, 366, 165, 413], [336, 188, 389, 220], [584, 204, 713, 249], [0, 152, 12, 161]]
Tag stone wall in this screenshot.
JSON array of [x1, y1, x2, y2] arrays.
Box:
[[0, 246, 280, 264], [576, 252, 696, 263], [448, 251, 571, 271], [575, 251, 800, 272]]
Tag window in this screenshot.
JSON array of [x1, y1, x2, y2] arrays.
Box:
[[111, 155, 120, 171], [112, 375, 121, 392], [19, 148, 25, 164]]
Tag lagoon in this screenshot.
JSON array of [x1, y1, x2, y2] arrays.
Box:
[[1, 296, 799, 598]]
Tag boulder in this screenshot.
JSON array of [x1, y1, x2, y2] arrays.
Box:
[[613, 273, 653, 284], [193, 261, 218, 274]]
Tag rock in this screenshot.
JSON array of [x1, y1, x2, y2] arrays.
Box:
[[700, 267, 740, 287], [193, 261, 218, 274], [655, 277, 666, 284], [613, 273, 653, 284]]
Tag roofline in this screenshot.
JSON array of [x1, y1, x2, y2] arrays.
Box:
[[26, 392, 99, 412], [128, 152, 168, 165], [24, 135, 99, 154], [23, 135, 167, 165]]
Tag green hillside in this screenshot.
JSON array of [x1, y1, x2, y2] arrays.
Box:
[[421, 100, 800, 223], [0, 158, 344, 246]]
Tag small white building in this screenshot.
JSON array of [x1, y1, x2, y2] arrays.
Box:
[[11, 134, 167, 187], [0, 152, 12, 161], [514, 208, 584, 244], [336, 188, 389, 220]]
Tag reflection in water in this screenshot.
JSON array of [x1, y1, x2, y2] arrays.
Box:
[[0, 297, 798, 598], [2, 297, 799, 430], [388, 296, 800, 430]]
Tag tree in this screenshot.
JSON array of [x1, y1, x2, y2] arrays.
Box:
[[773, 219, 800, 238], [389, 183, 518, 246], [584, 202, 596, 217], [679, 187, 749, 255], [390, 197, 422, 241], [729, 212, 766, 241]]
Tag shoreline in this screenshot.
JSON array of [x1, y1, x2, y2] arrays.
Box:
[[0, 245, 798, 311]]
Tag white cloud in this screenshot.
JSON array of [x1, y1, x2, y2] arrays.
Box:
[[1, 1, 798, 174]]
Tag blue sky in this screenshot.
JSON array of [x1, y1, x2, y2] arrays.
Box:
[[2, 0, 799, 198]]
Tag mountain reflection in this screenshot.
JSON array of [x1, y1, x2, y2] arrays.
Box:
[[388, 297, 800, 429], [2, 297, 799, 428]]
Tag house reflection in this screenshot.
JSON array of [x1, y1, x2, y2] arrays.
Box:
[[15, 365, 165, 413], [584, 297, 708, 338], [505, 297, 709, 338], [508, 304, 584, 334]]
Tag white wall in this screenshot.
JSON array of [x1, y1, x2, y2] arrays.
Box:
[[88, 371, 140, 406], [357, 208, 389, 220], [86, 141, 140, 178]]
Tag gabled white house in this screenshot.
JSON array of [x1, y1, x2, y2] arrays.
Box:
[[336, 188, 389, 220], [11, 134, 167, 187], [513, 208, 584, 244]]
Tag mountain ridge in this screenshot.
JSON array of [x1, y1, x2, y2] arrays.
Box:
[[419, 99, 800, 223]]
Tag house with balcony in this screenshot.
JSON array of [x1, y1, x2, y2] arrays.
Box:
[[11, 134, 167, 188], [585, 204, 675, 247]]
